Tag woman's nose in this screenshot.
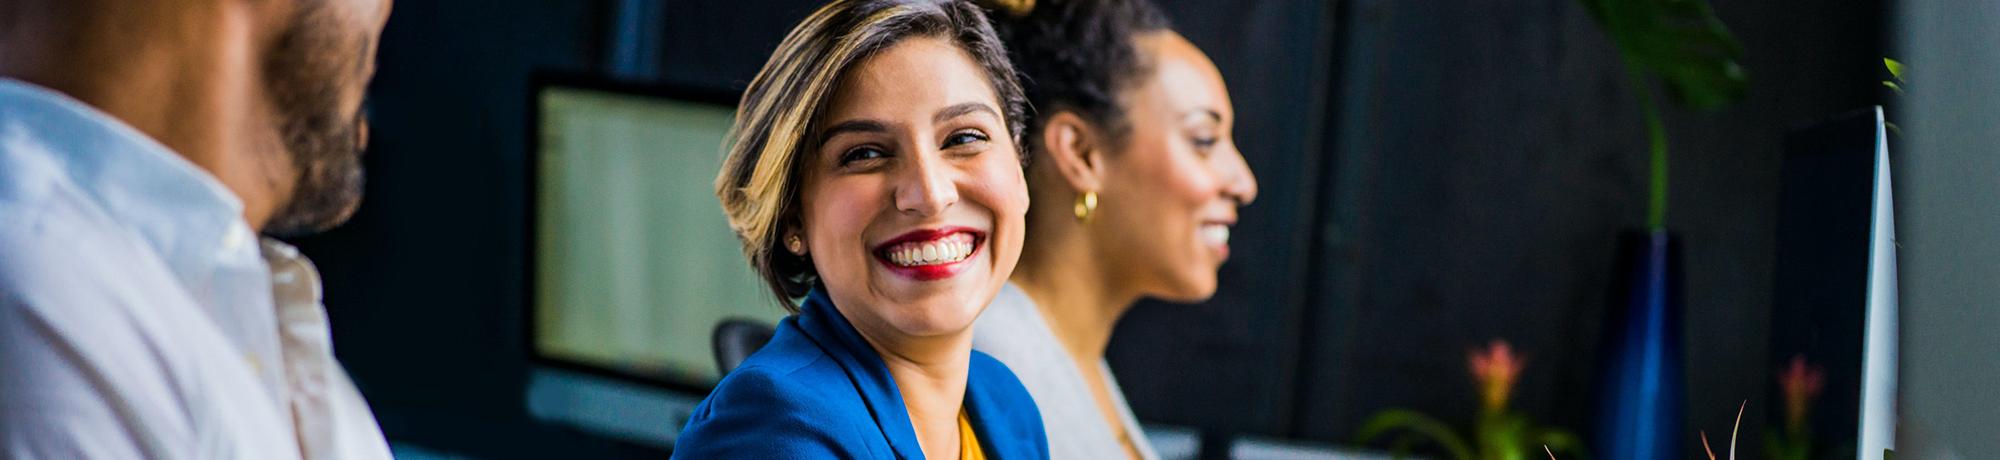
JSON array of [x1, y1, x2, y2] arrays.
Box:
[[895, 153, 959, 217], [1223, 145, 1259, 206]]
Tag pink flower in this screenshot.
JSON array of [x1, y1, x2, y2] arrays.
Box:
[[1777, 354, 1825, 433], [1468, 339, 1524, 413]]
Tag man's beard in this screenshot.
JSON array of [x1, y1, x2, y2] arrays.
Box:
[[261, 5, 368, 238]]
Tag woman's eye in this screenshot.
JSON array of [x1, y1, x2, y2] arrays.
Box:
[[943, 130, 990, 148], [1192, 136, 1219, 150], [839, 146, 890, 166]]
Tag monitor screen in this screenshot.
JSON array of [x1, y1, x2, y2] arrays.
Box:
[[531, 81, 786, 390]]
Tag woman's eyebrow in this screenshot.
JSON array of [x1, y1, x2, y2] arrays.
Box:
[[818, 119, 889, 147], [816, 103, 996, 148], [1182, 107, 1224, 124], [934, 102, 998, 124]]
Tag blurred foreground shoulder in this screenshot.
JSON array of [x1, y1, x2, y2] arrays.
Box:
[[0, 187, 177, 458]]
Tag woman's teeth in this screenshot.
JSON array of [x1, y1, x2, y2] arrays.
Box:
[[1200, 224, 1231, 247], [885, 233, 976, 267]]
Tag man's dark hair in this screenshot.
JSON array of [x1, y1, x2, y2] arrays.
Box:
[[987, 0, 1173, 148]]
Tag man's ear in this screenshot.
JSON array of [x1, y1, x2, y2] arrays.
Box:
[[1037, 111, 1107, 194]]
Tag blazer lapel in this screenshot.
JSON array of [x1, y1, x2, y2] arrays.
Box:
[[963, 360, 1038, 460], [795, 289, 928, 459]]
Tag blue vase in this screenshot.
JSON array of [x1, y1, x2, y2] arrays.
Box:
[[1593, 229, 1685, 460]]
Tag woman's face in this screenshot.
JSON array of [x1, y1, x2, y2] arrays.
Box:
[[797, 37, 1029, 340], [1091, 32, 1258, 302]]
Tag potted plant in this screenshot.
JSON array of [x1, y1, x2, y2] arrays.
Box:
[[1570, 0, 1749, 458], [1357, 340, 1588, 460]]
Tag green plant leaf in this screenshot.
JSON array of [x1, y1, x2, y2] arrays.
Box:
[[1576, 0, 1751, 229], [1391, 433, 1421, 460], [1535, 429, 1590, 460], [1885, 58, 1906, 83], [1763, 431, 1811, 460], [1475, 413, 1529, 460], [1575, 0, 1750, 110], [1358, 409, 1477, 460], [1883, 81, 1905, 94]]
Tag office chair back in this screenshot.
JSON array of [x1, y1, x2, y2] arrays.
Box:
[[712, 318, 775, 375]]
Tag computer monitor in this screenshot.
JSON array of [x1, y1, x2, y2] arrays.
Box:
[[523, 75, 786, 447], [1768, 106, 1896, 460]]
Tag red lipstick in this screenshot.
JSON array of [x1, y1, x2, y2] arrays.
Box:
[[872, 226, 985, 281]]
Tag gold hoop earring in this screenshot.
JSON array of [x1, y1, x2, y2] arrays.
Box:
[[1074, 191, 1098, 222], [786, 234, 805, 254]]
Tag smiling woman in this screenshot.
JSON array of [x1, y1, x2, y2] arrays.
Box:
[[801, 34, 1030, 341], [671, 1, 1046, 459], [970, 1, 1259, 458]]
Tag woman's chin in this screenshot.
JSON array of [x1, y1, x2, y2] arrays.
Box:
[[1156, 273, 1220, 303], [887, 305, 982, 337], [877, 288, 991, 337]]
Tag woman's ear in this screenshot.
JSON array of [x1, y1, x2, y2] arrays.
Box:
[[1038, 111, 1107, 193]]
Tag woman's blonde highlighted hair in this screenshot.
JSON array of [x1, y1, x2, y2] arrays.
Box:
[[716, 0, 1027, 310]]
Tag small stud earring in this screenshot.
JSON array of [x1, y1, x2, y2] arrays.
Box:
[[786, 234, 804, 254]]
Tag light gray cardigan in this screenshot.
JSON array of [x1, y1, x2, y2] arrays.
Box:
[[973, 282, 1160, 460]]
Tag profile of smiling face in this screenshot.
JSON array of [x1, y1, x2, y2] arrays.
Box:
[[795, 36, 1030, 339], [1084, 31, 1258, 301]]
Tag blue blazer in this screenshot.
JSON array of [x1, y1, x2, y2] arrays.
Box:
[[672, 289, 1049, 459]]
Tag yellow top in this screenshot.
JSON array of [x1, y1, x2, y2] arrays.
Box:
[[958, 410, 985, 460]]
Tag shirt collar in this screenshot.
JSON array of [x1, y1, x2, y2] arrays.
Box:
[[0, 78, 250, 287]]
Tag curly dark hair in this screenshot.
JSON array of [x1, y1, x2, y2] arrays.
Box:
[[986, 0, 1173, 149]]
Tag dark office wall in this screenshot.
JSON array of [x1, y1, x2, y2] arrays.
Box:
[[1282, 0, 1884, 448]]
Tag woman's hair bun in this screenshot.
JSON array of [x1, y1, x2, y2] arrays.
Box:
[[978, 0, 1034, 18]]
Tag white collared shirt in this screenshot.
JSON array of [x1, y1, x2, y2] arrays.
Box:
[[0, 78, 391, 459]]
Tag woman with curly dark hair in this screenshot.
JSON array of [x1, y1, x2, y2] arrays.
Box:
[[972, 0, 1260, 458]]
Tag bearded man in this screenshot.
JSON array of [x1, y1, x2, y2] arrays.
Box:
[[0, 0, 395, 458]]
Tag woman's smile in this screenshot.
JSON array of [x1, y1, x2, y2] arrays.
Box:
[[873, 227, 986, 281], [1199, 219, 1233, 261]]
